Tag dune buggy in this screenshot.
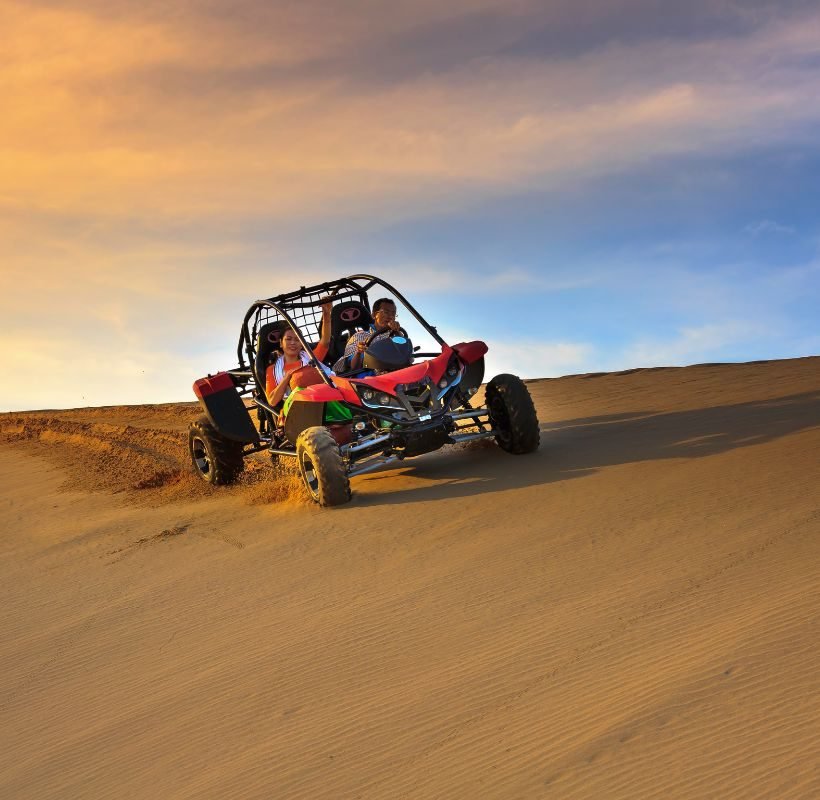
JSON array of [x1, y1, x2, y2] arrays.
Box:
[[189, 275, 539, 506]]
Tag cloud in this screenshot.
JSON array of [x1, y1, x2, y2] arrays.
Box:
[[0, 328, 232, 411], [3, 1, 820, 409], [4, 3, 820, 222], [480, 338, 597, 380], [620, 321, 772, 368], [744, 219, 796, 236], [369, 264, 596, 297]]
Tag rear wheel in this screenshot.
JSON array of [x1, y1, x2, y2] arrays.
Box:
[[296, 426, 352, 506], [486, 374, 540, 454], [188, 415, 245, 485]]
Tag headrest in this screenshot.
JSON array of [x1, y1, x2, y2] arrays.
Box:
[[330, 301, 372, 337], [321, 300, 374, 367], [255, 320, 290, 387], [258, 320, 289, 352]]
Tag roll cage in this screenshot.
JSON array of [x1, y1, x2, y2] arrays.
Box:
[[234, 274, 447, 396]]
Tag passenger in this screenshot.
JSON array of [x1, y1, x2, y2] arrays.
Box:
[[266, 297, 333, 407], [333, 297, 401, 373]]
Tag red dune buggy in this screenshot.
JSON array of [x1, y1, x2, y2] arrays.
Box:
[[189, 275, 539, 506]]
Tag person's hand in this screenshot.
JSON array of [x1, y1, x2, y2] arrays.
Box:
[[356, 340, 368, 354], [319, 288, 338, 315], [387, 319, 401, 333]]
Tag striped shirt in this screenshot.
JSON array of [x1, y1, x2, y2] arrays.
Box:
[[332, 327, 391, 373]]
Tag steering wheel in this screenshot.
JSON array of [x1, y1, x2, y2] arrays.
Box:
[[362, 325, 409, 348]]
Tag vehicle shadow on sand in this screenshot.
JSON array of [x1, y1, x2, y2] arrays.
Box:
[[353, 390, 820, 507]]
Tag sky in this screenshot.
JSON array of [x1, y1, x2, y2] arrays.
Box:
[[2, 0, 819, 410]]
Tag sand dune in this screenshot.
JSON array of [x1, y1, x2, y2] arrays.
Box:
[[1, 357, 818, 798]]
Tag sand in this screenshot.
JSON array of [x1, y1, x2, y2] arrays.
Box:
[[1, 356, 818, 799]]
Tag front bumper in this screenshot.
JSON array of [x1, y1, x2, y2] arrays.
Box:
[[341, 405, 496, 477]]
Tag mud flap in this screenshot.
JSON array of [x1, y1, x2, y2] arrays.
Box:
[[193, 373, 259, 444]]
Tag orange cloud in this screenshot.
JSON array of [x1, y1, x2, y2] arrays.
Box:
[[3, 3, 819, 224], [2, 1, 819, 408]]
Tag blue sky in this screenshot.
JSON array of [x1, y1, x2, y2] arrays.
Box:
[[1, 0, 818, 410]]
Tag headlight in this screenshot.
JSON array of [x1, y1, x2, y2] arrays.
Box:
[[437, 356, 463, 392], [356, 385, 402, 409]]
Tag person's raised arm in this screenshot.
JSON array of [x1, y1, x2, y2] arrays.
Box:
[[319, 297, 333, 350], [315, 289, 337, 361]]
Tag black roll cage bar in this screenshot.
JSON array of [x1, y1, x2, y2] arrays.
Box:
[[237, 274, 448, 392]]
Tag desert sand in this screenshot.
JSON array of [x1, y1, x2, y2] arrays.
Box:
[[1, 356, 818, 799]]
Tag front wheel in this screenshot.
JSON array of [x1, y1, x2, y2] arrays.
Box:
[[486, 374, 540, 454], [296, 426, 352, 506], [188, 415, 245, 485]]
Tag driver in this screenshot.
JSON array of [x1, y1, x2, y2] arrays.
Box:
[[333, 298, 401, 373]]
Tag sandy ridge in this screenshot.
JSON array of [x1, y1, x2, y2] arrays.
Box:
[[1, 356, 819, 799]]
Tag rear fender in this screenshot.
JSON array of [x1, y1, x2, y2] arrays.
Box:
[[193, 372, 259, 443]]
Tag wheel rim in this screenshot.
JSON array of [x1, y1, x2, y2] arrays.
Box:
[[300, 451, 320, 500], [191, 436, 212, 477]]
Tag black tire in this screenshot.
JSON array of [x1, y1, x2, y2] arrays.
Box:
[[486, 374, 540, 454], [296, 426, 351, 507], [188, 415, 245, 485]]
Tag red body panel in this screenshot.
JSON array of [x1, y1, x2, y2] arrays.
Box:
[[451, 340, 488, 364], [285, 342, 482, 408], [289, 365, 326, 389], [193, 372, 234, 399], [292, 383, 348, 403], [350, 346, 454, 394], [328, 376, 364, 405]]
